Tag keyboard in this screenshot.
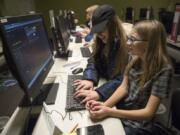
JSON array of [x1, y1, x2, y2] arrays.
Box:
[[75, 36, 82, 43], [66, 75, 86, 112], [80, 47, 91, 57]]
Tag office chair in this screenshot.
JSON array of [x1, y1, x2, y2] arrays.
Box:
[[171, 89, 180, 131], [152, 89, 180, 135]]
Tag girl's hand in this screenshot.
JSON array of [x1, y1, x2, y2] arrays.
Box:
[[86, 100, 103, 110], [89, 103, 111, 120], [73, 80, 93, 91], [74, 88, 100, 103]]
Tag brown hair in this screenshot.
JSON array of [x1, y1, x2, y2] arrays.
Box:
[[126, 20, 171, 87], [93, 15, 128, 78]]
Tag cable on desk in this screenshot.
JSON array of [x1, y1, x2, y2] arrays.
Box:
[[77, 111, 85, 117], [43, 107, 67, 121], [67, 110, 85, 121], [43, 105, 86, 123], [44, 74, 86, 121], [68, 112, 73, 120]]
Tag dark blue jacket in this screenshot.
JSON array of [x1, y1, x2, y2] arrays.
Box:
[[85, 32, 93, 42], [83, 39, 123, 101]]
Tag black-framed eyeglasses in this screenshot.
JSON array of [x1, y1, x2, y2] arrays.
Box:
[[127, 36, 147, 45]]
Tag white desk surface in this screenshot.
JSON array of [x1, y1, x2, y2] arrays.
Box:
[[1, 36, 125, 135], [32, 41, 125, 135], [32, 75, 125, 135]]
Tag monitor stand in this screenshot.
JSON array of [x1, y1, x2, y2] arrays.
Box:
[[19, 82, 59, 107], [45, 83, 59, 105]]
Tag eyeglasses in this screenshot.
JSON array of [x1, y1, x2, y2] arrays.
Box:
[[127, 36, 147, 45]]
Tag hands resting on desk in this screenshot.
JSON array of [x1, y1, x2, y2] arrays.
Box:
[[73, 80, 100, 103], [73, 79, 110, 120], [86, 100, 110, 120]]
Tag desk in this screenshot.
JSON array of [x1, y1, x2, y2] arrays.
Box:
[[32, 76, 125, 135], [33, 37, 125, 135], [1, 36, 125, 135]]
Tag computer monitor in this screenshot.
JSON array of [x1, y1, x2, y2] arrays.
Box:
[[0, 14, 54, 105], [139, 8, 148, 20], [66, 10, 76, 31], [125, 7, 134, 23], [49, 9, 56, 28], [159, 10, 174, 33], [54, 15, 70, 56]]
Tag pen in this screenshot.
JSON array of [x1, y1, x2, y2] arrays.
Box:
[[69, 123, 79, 133]]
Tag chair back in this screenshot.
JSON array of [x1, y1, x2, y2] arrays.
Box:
[[171, 90, 180, 130]]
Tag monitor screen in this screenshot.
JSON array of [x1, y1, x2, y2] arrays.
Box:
[[67, 10, 76, 30], [55, 16, 70, 54], [0, 14, 54, 103], [139, 8, 147, 20]]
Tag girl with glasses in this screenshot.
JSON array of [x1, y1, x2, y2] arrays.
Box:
[[87, 20, 173, 135]]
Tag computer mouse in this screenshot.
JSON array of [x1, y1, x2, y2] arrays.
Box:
[[72, 67, 83, 74], [83, 43, 89, 47]]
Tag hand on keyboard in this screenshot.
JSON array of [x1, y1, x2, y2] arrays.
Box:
[[66, 75, 86, 111], [74, 88, 100, 104], [73, 79, 93, 91]]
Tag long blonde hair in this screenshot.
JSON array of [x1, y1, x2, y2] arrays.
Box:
[[93, 15, 128, 78], [86, 5, 99, 19], [127, 20, 171, 86]]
